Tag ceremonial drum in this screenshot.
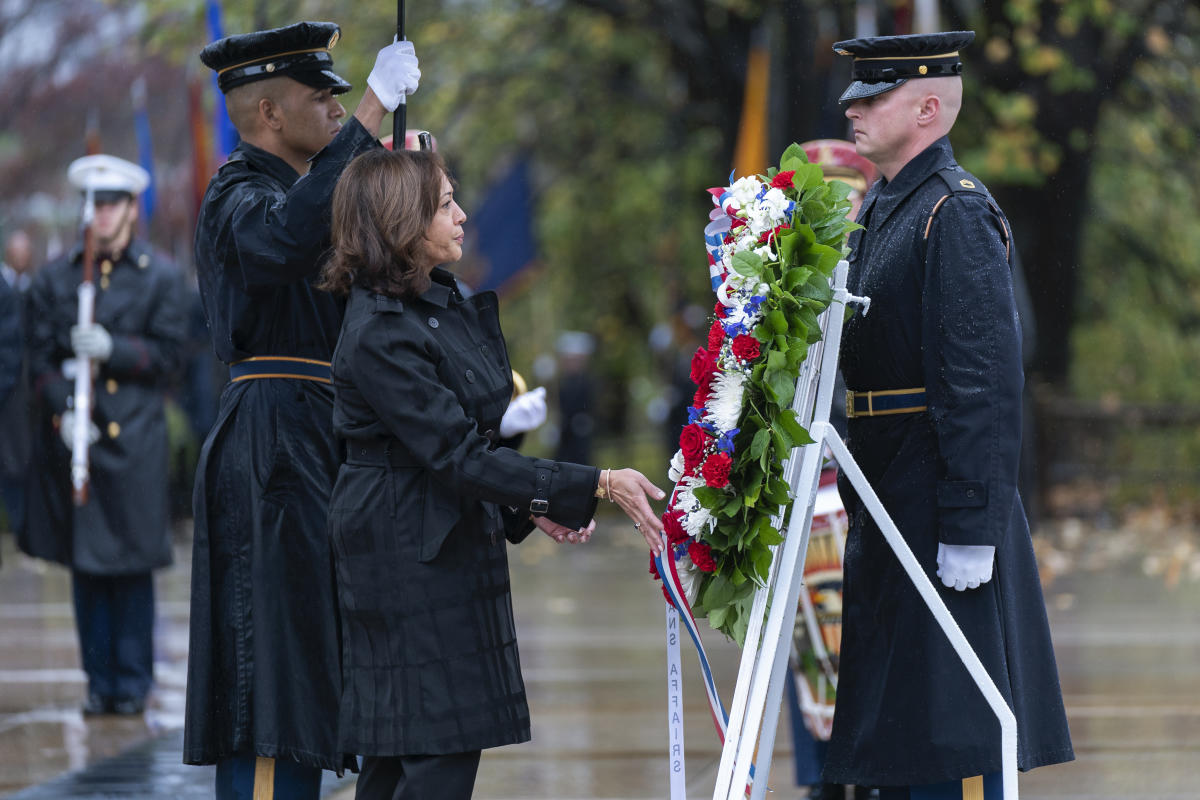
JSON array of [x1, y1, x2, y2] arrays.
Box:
[[790, 464, 847, 741]]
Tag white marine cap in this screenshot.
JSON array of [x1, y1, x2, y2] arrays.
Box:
[[67, 154, 150, 197]]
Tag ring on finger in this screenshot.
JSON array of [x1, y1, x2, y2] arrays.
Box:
[[633, 522, 642, 530]]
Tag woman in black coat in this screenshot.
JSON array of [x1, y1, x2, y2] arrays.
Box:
[[320, 148, 666, 800]]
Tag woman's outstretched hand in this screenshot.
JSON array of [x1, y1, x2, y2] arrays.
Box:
[[534, 516, 595, 544], [604, 468, 667, 554]]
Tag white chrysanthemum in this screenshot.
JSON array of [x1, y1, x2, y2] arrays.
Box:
[[668, 449, 685, 483], [704, 370, 746, 432], [683, 504, 715, 538], [677, 555, 702, 606]]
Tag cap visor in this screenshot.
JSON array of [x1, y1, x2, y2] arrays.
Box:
[[839, 78, 907, 103], [294, 68, 352, 94]]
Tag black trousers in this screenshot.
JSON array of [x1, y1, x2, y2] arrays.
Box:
[[355, 751, 482, 800], [71, 571, 154, 701]]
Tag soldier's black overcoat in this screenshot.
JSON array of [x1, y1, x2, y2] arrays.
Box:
[[329, 274, 599, 756], [20, 241, 187, 574], [184, 119, 376, 772], [825, 137, 1074, 786]]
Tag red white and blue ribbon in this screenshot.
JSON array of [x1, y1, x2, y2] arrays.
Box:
[[655, 546, 757, 798]]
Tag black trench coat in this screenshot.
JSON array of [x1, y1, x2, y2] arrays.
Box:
[[329, 274, 599, 756], [20, 241, 186, 575], [184, 119, 376, 772], [825, 138, 1074, 786]]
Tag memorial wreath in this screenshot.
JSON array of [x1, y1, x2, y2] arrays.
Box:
[[654, 143, 859, 645]]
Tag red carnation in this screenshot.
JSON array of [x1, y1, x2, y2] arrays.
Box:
[[680, 424, 708, 473], [757, 223, 788, 244], [707, 319, 725, 351], [689, 347, 717, 386], [731, 334, 761, 361], [701, 451, 733, 488], [771, 170, 796, 189], [714, 302, 728, 319], [662, 509, 689, 545], [693, 382, 713, 409], [688, 541, 717, 573]]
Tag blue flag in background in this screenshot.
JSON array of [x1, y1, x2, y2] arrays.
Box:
[[472, 159, 537, 293], [131, 78, 155, 222], [207, 0, 239, 160]]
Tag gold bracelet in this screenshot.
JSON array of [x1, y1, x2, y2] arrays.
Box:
[[606, 468, 614, 502]]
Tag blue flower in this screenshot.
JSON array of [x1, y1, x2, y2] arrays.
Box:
[[716, 428, 740, 454]]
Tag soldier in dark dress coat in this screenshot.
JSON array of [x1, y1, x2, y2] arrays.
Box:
[[184, 21, 421, 800], [21, 155, 187, 715], [822, 33, 1074, 798], [319, 148, 667, 800]]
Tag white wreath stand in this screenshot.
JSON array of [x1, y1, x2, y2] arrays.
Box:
[[666, 260, 1018, 800]]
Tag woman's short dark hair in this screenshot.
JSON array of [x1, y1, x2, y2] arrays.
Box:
[[319, 148, 448, 298]]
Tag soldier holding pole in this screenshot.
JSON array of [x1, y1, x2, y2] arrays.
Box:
[[22, 154, 188, 717], [185, 20, 420, 799]]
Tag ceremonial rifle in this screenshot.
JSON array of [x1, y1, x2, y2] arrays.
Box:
[[71, 184, 97, 506]]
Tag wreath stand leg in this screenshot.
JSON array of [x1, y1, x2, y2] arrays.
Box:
[[699, 260, 1018, 800]]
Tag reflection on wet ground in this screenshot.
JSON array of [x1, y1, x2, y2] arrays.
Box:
[[1, 514, 1199, 799]]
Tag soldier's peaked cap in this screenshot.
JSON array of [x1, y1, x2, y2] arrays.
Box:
[[68, 154, 150, 204], [833, 30, 974, 104], [200, 21, 351, 95]]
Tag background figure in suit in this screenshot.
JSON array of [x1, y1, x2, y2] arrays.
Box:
[[320, 148, 667, 800], [21, 155, 187, 716], [1, 229, 35, 535]]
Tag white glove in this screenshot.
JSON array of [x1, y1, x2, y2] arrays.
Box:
[[936, 543, 995, 591], [499, 386, 547, 438], [59, 409, 101, 449], [71, 323, 113, 361], [367, 39, 421, 112]]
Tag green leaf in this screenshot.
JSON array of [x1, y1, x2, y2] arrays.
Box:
[[778, 142, 810, 173], [767, 309, 788, 334], [707, 606, 729, 630], [777, 409, 816, 446], [721, 494, 744, 517], [749, 428, 770, 460], [795, 163, 826, 190], [766, 369, 795, 408], [758, 522, 784, 546], [702, 574, 734, 609], [783, 266, 814, 292], [693, 486, 726, 509], [731, 249, 764, 277], [798, 273, 834, 305]]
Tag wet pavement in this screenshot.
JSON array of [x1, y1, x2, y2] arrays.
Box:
[[1, 512, 1198, 799]]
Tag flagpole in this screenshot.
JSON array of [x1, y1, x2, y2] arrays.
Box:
[[393, 0, 406, 148]]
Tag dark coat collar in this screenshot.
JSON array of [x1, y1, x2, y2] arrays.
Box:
[[227, 140, 301, 187], [859, 136, 956, 229], [362, 267, 459, 313]]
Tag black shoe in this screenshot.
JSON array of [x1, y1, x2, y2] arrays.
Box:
[[111, 695, 146, 715], [808, 784, 846, 800], [853, 789, 879, 800], [82, 692, 111, 716]]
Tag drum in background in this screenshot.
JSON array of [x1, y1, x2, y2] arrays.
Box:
[[789, 465, 848, 741]]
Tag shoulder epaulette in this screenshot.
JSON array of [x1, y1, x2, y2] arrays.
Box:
[[924, 167, 1011, 259]]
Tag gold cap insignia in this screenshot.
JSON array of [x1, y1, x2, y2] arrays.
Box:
[[919, 65, 928, 75], [960, 178, 976, 189], [328, 30, 340, 49]]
